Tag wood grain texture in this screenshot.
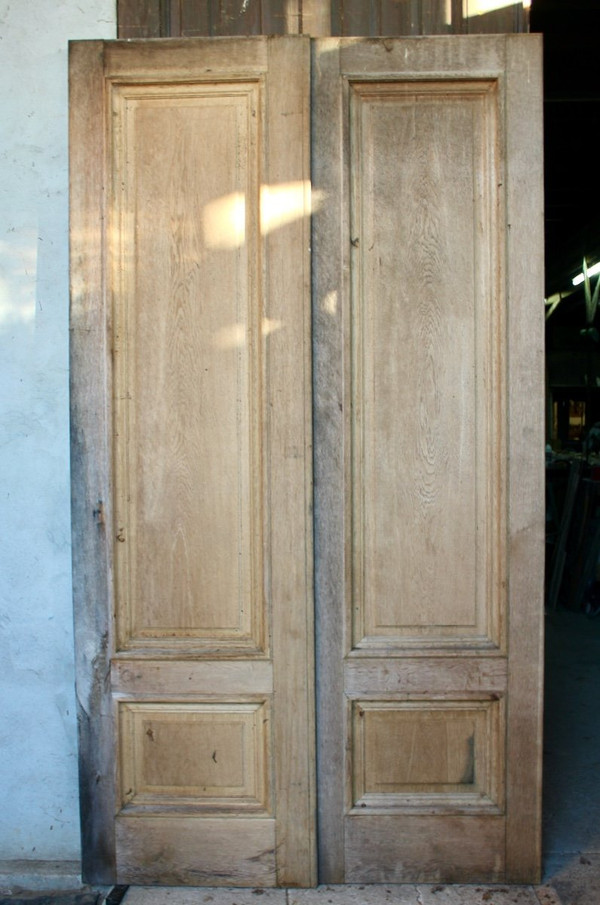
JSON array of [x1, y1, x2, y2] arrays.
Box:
[[350, 78, 502, 653], [351, 697, 504, 813], [265, 36, 316, 887], [71, 35, 315, 887], [112, 659, 273, 695], [115, 817, 277, 885], [344, 657, 507, 694], [312, 38, 349, 885], [345, 815, 505, 883], [312, 35, 543, 884], [69, 39, 116, 885], [117, 0, 529, 38], [110, 79, 264, 654], [118, 701, 271, 813], [503, 33, 545, 885], [117, 0, 161, 38]]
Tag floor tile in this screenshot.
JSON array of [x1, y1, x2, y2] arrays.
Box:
[[289, 886, 421, 905], [416, 885, 544, 904], [122, 889, 286, 905]]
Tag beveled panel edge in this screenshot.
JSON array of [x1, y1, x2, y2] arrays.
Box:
[[108, 78, 267, 656], [348, 696, 505, 815], [117, 699, 272, 816], [348, 74, 505, 656], [348, 794, 503, 817]]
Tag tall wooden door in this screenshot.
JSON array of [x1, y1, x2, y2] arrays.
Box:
[[312, 35, 544, 885], [70, 34, 544, 888], [70, 36, 315, 887]]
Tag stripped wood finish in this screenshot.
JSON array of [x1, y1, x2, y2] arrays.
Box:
[[70, 35, 315, 887], [312, 35, 544, 884], [71, 32, 544, 887]]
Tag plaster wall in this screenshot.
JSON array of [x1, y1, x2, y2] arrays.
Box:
[[0, 0, 116, 863]]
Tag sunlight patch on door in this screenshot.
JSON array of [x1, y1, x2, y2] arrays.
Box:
[[214, 317, 284, 350], [202, 181, 325, 250]]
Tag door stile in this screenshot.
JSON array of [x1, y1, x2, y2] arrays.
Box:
[[312, 36, 350, 884], [504, 34, 545, 883], [69, 39, 117, 885]]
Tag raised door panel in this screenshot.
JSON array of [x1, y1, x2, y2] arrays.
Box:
[[70, 36, 315, 887], [112, 80, 265, 654], [312, 35, 544, 884], [350, 78, 503, 652]]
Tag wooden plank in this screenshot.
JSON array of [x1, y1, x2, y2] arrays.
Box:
[[112, 660, 274, 696], [345, 658, 507, 695], [312, 37, 348, 885], [345, 815, 505, 883], [116, 0, 528, 38], [117, 0, 161, 38], [116, 817, 277, 885], [504, 33, 544, 884], [417, 0, 453, 34], [178, 0, 210, 36], [302, 0, 332, 36], [104, 37, 268, 78], [332, 0, 379, 36], [266, 35, 316, 887], [464, 2, 527, 34], [109, 77, 264, 657], [69, 40, 116, 884]]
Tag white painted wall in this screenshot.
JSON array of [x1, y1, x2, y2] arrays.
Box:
[[0, 0, 115, 864]]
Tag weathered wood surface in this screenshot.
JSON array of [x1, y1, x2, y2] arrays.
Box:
[[312, 34, 543, 884], [69, 39, 116, 886], [72, 31, 543, 888], [118, 0, 529, 37], [503, 33, 545, 884], [70, 35, 315, 887]]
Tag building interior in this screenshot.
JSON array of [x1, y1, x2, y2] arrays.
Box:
[[531, 1, 600, 902]]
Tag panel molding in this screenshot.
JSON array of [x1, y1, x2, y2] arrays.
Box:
[[118, 700, 271, 814], [109, 79, 266, 656], [349, 696, 505, 814], [348, 77, 505, 655]]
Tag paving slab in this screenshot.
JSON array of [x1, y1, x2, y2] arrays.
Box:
[[290, 886, 421, 905], [542, 852, 600, 905], [120, 887, 563, 905], [121, 889, 286, 905], [291, 886, 550, 905]]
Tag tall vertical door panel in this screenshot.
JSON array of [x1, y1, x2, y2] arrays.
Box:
[[70, 36, 315, 887], [312, 35, 544, 884]]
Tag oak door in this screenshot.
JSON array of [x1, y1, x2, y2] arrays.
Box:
[[312, 35, 544, 885], [70, 34, 544, 888], [70, 36, 315, 887]]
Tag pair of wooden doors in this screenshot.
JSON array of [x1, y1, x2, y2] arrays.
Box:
[[70, 34, 544, 889]]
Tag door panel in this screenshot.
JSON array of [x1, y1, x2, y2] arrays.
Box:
[[70, 36, 315, 887], [312, 35, 544, 884], [71, 33, 543, 888]]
